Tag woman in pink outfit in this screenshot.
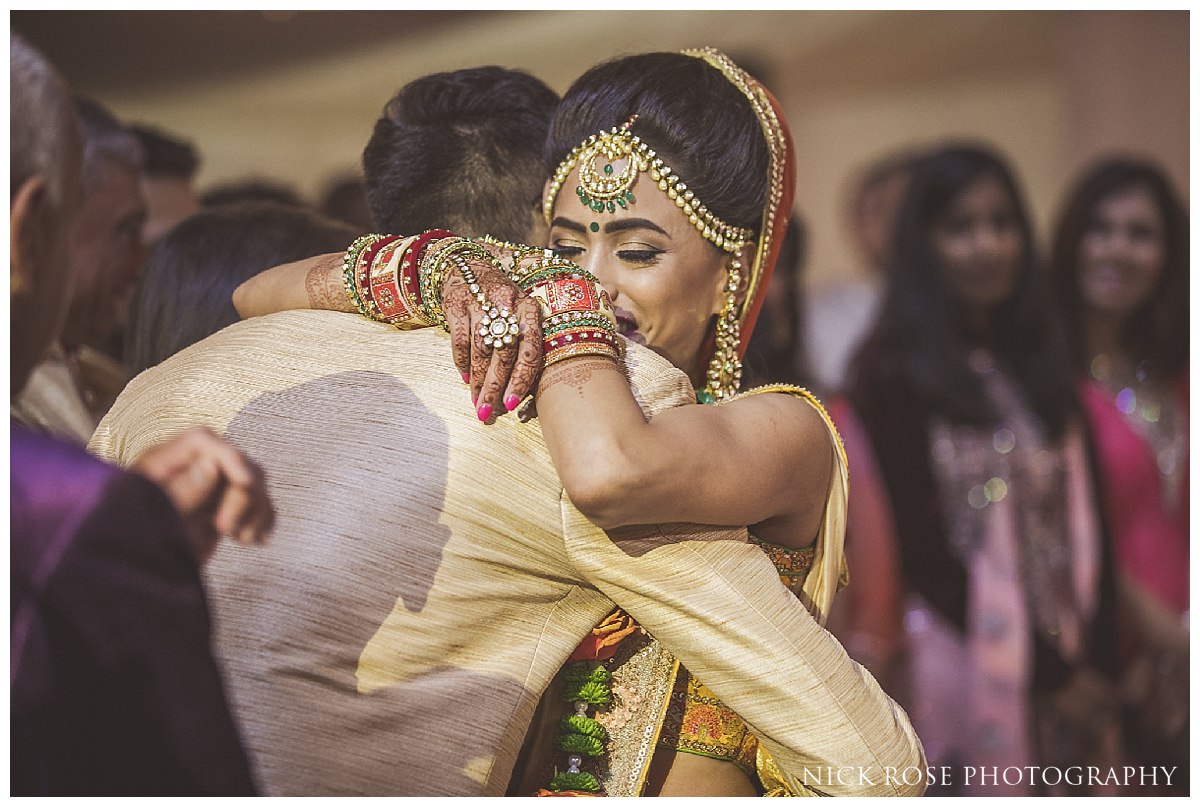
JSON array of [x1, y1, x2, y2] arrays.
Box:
[[833, 144, 1123, 795], [1051, 158, 1189, 783]]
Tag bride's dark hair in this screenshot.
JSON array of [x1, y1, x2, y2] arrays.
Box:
[[544, 52, 769, 232]]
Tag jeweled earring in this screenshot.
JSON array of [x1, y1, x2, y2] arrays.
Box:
[[701, 248, 746, 403]]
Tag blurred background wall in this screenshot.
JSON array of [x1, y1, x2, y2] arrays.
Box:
[[14, 9, 1187, 290]]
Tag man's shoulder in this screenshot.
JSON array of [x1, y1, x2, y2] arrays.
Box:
[[621, 340, 695, 415], [185, 310, 451, 365]]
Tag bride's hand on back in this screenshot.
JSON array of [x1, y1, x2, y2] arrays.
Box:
[[441, 248, 543, 422]]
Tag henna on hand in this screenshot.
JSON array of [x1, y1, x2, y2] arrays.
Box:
[[503, 297, 544, 404], [439, 253, 532, 410], [442, 273, 474, 380], [305, 254, 354, 312]]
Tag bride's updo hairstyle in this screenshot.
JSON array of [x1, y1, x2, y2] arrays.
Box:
[[543, 52, 770, 235]]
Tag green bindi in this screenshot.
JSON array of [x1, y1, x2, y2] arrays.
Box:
[[589, 222, 600, 232]]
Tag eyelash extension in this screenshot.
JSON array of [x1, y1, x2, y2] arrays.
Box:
[[618, 249, 663, 265], [551, 245, 584, 259]]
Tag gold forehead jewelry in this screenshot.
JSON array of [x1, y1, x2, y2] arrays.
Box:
[[544, 115, 754, 253], [682, 47, 787, 342], [681, 47, 790, 402]]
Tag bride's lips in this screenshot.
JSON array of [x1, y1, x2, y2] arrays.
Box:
[[614, 307, 646, 345]]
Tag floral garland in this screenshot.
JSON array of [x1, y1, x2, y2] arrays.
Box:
[[547, 662, 612, 794]]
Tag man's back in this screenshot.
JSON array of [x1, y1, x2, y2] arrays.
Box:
[[90, 310, 695, 795]]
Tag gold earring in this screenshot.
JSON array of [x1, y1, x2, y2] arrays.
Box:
[[700, 249, 744, 403]]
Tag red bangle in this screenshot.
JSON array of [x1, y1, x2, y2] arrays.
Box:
[[354, 234, 402, 315], [404, 228, 455, 305], [368, 236, 419, 323], [537, 275, 602, 316]]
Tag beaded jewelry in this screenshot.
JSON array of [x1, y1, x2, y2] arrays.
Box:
[[511, 254, 593, 290], [527, 272, 622, 370], [455, 257, 520, 349], [417, 237, 487, 330], [343, 231, 463, 329], [527, 275, 617, 329], [544, 116, 753, 255], [541, 49, 791, 402], [478, 233, 552, 271], [341, 233, 388, 317], [683, 48, 790, 402], [699, 247, 745, 404]]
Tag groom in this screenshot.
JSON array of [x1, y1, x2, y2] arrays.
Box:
[[91, 67, 924, 796]]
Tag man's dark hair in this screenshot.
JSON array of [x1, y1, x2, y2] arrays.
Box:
[[130, 124, 201, 181], [362, 66, 558, 242], [74, 94, 143, 190], [127, 201, 356, 377], [200, 178, 305, 209]]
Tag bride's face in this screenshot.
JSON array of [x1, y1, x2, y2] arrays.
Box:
[[546, 164, 730, 382]]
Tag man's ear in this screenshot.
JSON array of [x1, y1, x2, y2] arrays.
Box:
[[10, 175, 50, 303]]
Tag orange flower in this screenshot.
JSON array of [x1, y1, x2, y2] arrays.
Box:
[[566, 609, 638, 663]]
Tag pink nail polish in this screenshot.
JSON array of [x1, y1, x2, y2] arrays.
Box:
[[477, 403, 493, 422], [505, 394, 520, 412], [461, 372, 470, 384]]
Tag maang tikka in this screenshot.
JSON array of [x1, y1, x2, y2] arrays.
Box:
[[544, 51, 786, 402], [544, 115, 755, 255]]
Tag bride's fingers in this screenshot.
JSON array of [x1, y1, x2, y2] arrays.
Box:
[[441, 272, 475, 384], [470, 321, 493, 414], [503, 297, 544, 407], [481, 334, 520, 417]]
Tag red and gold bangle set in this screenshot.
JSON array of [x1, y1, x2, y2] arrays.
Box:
[[342, 229, 454, 329], [342, 233, 621, 369]]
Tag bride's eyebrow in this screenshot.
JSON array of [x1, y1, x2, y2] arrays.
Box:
[[550, 217, 587, 233], [605, 218, 669, 237]]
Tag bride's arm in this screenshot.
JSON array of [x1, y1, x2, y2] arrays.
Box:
[[346, 250, 833, 545], [232, 253, 348, 318], [234, 237, 545, 410], [535, 354, 833, 549]]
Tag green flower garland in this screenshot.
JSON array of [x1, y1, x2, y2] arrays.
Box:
[[547, 661, 612, 793]]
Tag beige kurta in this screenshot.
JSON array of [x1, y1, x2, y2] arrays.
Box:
[[90, 310, 924, 796]]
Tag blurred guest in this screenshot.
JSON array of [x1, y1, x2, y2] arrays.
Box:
[[318, 171, 373, 230], [11, 33, 271, 796], [1051, 157, 1189, 782], [126, 201, 355, 377], [130, 123, 202, 246], [743, 214, 812, 388], [200, 177, 305, 209], [12, 95, 147, 440], [833, 144, 1121, 795], [805, 150, 916, 392]]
